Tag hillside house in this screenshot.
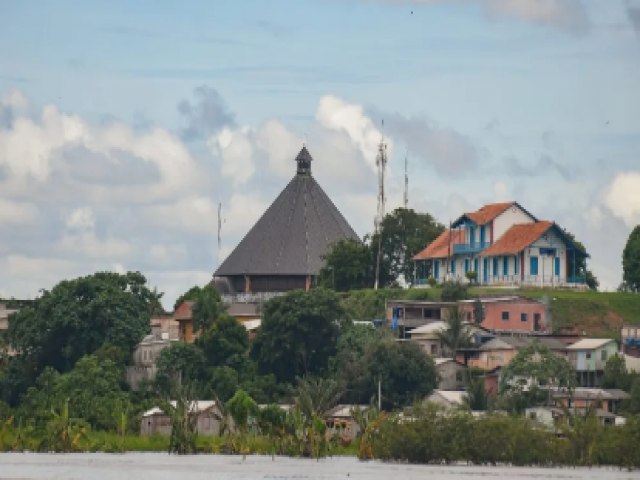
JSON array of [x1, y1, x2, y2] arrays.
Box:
[[426, 390, 467, 409], [413, 202, 589, 287], [141, 401, 222, 436], [434, 358, 466, 390], [551, 388, 629, 425], [566, 338, 619, 387], [387, 296, 548, 335], [462, 336, 567, 371]]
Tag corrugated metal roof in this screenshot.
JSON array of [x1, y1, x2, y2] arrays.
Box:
[[567, 338, 616, 350], [215, 147, 358, 276], [142, 400, 217, 417], [430, 390, 467, 404]]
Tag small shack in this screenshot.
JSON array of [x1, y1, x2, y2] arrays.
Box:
[[141, 400, 221, 436]]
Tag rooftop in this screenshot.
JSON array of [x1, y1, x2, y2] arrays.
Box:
[[567, 338, 616, 350]]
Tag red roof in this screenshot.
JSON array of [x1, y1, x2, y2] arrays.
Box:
[[464, 202, 515, 225], [413, 229, 466, 260], [174, 300, 194, 321], [482, 221, 553, 256]]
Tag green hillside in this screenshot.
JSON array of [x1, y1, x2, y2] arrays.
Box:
[[339, 287, 640, 338]]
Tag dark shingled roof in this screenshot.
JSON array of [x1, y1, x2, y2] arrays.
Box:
[[215, 146, 359, 276]]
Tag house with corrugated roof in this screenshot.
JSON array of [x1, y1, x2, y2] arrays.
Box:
[[412, 201, 589, 288], [566, 338, 618, 387]]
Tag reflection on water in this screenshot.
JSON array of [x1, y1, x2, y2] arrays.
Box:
[[0, 453, 636, 480]]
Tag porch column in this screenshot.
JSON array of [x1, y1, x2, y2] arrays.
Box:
[[244, 275, 251, 293], [305, 275, 312, 292]]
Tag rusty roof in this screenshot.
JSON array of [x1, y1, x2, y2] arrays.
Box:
[[481, 221, 553, 256], [413, 229, 465, 260]]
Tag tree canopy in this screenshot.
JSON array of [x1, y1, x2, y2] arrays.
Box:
[[623, 225, 640, 292], [8, 271, 156, 375], [251, 288, 344, 383], [317, 239, 374, 291], [371, 208, 445, 286]]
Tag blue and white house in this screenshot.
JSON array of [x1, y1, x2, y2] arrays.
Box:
[[413, 202, 589, 287]]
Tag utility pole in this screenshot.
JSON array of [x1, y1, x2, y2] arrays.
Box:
[[403, 154, 408, 209], [217, 202, 222, 268], [374, 122, 388, 290]]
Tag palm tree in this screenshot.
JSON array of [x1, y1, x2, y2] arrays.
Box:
[[437, 306, 473, 358]]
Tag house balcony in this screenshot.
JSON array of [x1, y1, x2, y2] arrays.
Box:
[[452, 242, 490, 255]]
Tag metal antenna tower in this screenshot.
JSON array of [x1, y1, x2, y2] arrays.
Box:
[[217, 202, 222, 268], [374, 121, 388, 290], [403, 154, 408, 209]]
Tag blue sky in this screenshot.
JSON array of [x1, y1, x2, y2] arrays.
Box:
[[1, 0, 639, 305]]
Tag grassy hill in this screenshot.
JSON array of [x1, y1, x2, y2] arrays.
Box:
[[339, 287, 640, 338]]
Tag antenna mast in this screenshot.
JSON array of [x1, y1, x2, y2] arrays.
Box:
[[374, 121, 388, 290], [403, 154, 408, 209], [217, 202, 222, 268]]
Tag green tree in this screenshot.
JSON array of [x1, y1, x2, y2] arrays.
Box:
[[173, 285, 203, 311], [226, 389, 258, 434], [365, 340, 438, 410], [7, 272, 155, 376], [601, 354, 630, 390], [317, 239, 373, 291], [500, 340, 575, 412], [440, 281, 469, 301], [191, 284, 224, 332], [251, 288, 344, 383], [155, 342, 207, 396], [370, 208, 445, 286], [437, 307, 473, 357], [197, 314, 249, 369], [563, 229, 598, 290], [623, 225, 640, 292], [294, 376, 342, 420]]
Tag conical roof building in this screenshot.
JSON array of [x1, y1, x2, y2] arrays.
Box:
[[215, 146, 359, 293]]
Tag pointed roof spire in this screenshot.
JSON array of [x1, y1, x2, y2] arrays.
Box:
[[295, 145, 313, 175]]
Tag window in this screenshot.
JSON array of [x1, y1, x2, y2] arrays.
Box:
[[586, 352, 592, 360], [493, 258, 498, 277], [503, 256, 508, 276], [530, 256, 539, 276], [451, 259, 456, 274], [601, 350, 608, 362], [467, 312, 472, 321], [502, 311, 509, 321], [464, 259, 469, 273], [514, 255, 519, 274], [521, 313, 528, 322], [554, 257, 560, 276]]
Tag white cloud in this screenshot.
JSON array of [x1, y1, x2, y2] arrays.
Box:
[[604, 171, 640, 227], [0, 199, 38, 225], [316, 94, 389, 173], [66, 207, 95, 230], [257, 119, 302, 178], [56, 233, 132, 259], [210, 127, 256, 187], [493, 181, 509, 202]]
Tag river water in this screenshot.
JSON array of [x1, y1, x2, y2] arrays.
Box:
[[0, 453, 636, 480]]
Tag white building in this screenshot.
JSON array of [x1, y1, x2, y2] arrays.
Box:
[[413, 201, 589, 288]]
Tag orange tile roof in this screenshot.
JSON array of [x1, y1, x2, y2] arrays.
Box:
[[413, 229, 466, 260], [482, 221, 553, 256], [464, 202, 515, 225]]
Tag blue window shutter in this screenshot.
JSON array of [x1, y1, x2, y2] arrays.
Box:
[[474, 258, 478, 273], [493, 258, 498, 277], [514, 255, 518, 274], [530, 256, 539, 276], [554, 257, 560, 276], [503, 256, 508, 276], [451, 259, 456, 274], [464, 259, 469, 273]]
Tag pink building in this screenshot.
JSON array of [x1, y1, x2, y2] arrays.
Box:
[[458, 296, 547, 333]]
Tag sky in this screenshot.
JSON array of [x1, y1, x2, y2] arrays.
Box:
[[1, 0, 639, 307]]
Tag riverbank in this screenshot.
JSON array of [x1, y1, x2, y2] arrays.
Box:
[[0, 453, 634, 480]]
